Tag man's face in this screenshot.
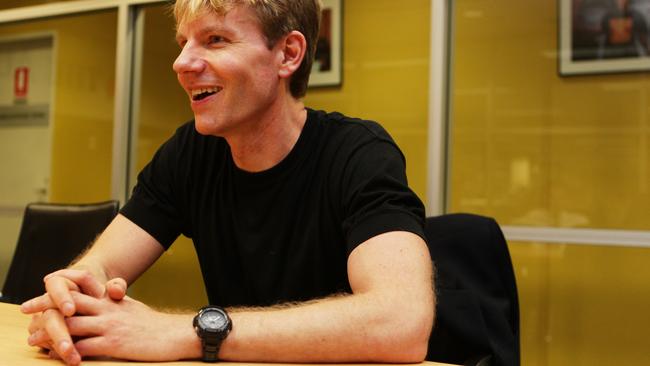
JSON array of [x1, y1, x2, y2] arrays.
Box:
[[173, 6, 283, 137]]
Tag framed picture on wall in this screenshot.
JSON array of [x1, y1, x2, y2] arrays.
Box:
[[309, 0, 342, 87], [559, 0, 650, 75]]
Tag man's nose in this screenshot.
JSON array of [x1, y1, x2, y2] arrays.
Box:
[[173, 44, 206, 74]]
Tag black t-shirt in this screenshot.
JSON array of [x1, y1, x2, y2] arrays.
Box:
[[121, 108, 425, 307]]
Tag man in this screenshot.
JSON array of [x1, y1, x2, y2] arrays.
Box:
[[21, 0, 435, 365], [599, 0, 649, 58]]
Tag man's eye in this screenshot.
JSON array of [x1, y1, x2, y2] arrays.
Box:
[[209, 36, 224, 44]]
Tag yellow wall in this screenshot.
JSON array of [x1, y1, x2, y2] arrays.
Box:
[[450, 0, 650, 230], [306, 0, 431, 199], [451, 1, 650, 365], [0, 11, 117, 203], [127, 4, 206, 309]]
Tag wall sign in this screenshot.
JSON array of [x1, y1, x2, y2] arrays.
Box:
[[14, 67, 30, 101]]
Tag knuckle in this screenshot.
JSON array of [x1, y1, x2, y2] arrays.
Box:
[[43, 308, 57, 317], [105, 317, 119, 329], [104, 334, 116, 348], [80, 270, 91, 280]]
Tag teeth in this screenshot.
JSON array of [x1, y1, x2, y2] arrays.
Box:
[[191, 87, 221, 96]]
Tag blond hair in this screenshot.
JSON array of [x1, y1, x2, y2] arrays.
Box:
[[173, 0, 321, 98]]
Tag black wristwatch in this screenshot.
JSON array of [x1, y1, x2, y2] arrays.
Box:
[[193, 306, 232, 362]]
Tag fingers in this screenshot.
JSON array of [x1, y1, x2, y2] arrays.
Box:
[[22, 277, 79, 315], [44, 269, 105, 317], [45, 269, 105, 298], [27, 329, 52, 349], [106, 278, 127, 301], [23, 276, 126, 315], [44, 276, 80, 317], [42, 309, 81, 366], [23, 291, 101, 318], [66, 316, 103, 337], [74, 336, 108, 358], [27, 315, 54, 350], [68, 291, 101, 315], [21, 293, 56, 314], [28, 313, 43, 334]]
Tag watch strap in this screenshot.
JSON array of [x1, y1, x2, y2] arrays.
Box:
[[201, 338, 220, 362]]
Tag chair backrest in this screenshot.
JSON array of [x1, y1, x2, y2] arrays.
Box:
[[1, 201, 119, 304], [424, 213, 520, 366]]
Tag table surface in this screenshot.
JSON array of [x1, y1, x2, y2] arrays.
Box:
[[0, 302, 455, 366]]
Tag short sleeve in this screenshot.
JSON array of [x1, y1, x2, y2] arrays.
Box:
[[340, 137, 426, 255], [120, 129, 186, 249]]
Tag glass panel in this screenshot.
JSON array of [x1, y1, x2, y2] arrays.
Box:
[[0, 10, 117, 286], [127, 4, 205, 309], [449, 0, 650, 231], [449, 1, 650, 365]]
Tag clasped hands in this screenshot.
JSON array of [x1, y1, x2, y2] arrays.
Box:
[[20, 270, 190, 365]]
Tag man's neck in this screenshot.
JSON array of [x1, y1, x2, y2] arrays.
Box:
[[227, 98, 307, 173]]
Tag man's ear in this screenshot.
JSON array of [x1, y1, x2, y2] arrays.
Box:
[[278, 31, 307, 79]]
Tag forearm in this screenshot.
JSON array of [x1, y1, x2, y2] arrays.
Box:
[[218, 291, 433, 363], [210, 232, 435, 363], [66, 214, 164, 286]]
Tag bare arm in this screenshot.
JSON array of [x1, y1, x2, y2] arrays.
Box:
[[22, 214, 164, 315], [42, 230, 434, 364], [69, 213, 165, 284], [21, 214, 165, 365], [219, 230, 435, 362]]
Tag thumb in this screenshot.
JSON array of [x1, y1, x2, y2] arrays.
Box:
[[105, 278, 127, 300]]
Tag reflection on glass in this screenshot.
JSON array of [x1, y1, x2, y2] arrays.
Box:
[[134, 5, 192, 174], [450, 1, 650, 366], [450, 1, 650, 231], [127, 4, 204, 310], [0, 10, 117, 286]]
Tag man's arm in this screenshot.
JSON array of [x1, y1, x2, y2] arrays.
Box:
[[21, 214, 165, 365], [220, 230, 435, 362], [22, 214, 165, 314], [31, 230, 434, 364]]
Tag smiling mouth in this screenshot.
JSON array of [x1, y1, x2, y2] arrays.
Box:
[[191, 87, 222, 101]]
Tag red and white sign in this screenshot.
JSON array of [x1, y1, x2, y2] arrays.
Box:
[[14, 67, 30, 99]]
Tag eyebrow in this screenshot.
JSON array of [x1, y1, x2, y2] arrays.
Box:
[[175, 25, 233, 43]]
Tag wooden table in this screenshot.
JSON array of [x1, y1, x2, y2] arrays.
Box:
[[0, 302, 455, 366]]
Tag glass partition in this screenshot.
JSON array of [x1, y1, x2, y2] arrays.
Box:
[[448, 1, 650, 365], [449, 0, 650, 231], [126, 4, 205, 309], [0, 9, 117, 286]]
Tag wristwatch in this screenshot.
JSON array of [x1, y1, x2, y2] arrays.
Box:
[[193, 306, 232, 362]]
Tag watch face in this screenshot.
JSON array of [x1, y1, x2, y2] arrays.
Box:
[[199, 309, 227, 331]]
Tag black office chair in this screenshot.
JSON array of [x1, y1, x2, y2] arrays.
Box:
[[425, 213, 520, 366], [0, 201, 119, 304]]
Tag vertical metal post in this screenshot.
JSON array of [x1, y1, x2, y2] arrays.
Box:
[[426, 0, 451, 216], [128, 8, 145, 199], [111, 3, 136, 204]]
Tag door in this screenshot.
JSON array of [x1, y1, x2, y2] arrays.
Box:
[[0, 35, 53, 287]]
